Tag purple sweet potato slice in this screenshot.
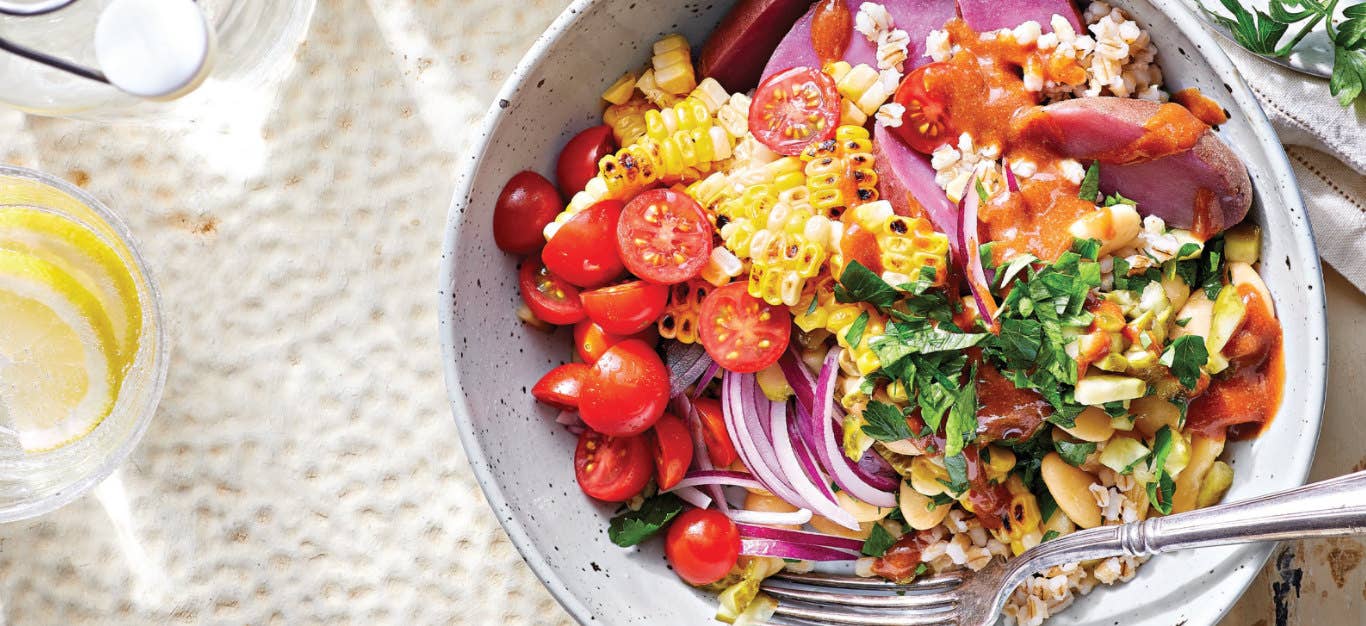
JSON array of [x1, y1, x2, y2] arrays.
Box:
[[698, 0, 816, 92], [1026, 97, 1252, 233], [872, 122, 962, 258], [760, 0, 956, 81], [955, 0, 1082, 34]]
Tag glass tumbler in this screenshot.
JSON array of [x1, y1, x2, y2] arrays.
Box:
[[0, 0, 316, 119], [0, 165, 166, 522]]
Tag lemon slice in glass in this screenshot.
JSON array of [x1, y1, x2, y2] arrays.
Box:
[[0, 207, 140, 369], [0, 249, 121, 452]]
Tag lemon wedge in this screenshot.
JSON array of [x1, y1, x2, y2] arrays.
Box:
[[0, 207, 141, 368], [0, 249, 121, 452]]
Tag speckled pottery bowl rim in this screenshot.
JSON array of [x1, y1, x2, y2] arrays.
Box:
[[439, 1, 1326, 624]]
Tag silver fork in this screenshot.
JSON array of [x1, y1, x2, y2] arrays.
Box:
[[761, 469, 1366, 625]]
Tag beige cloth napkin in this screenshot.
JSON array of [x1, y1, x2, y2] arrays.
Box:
[[1216, 41, 1366, 290]]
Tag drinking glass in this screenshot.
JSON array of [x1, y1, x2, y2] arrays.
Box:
[[0, 164, 166, 521]]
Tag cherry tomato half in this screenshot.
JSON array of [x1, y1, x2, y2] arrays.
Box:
[[580, 339, 670, 437], [892, 62, 959, 154], [574, 429, 653, 502], [531, 363, 589, 410], [650, 413, 694, 491], [574, 320, 658, 364], [580, 280, 669, 335], [616, 189, 713, 285], [749, 66, 840, 156], [493, 171, 563, 255], [698, 282, 792, 373], [557, 125, 616, 196], [665, 508, 742, 585], [693, 397, 739, 467], [518, 256, 585, 325], [542, 199, 627, 288]]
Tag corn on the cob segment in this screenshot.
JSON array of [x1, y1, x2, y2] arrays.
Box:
[[602, 72, 638, 105], [801, 125, 879, 215], [845, 201, 951, 286], [635, 68, 680, 108], [824, 62, 894, 116], [659, 280, 711, 344], [651, 34, 697, 95], [791, 275, 884, 375], [604, 96, 652, 146]]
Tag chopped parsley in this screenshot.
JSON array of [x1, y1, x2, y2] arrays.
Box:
[[1161, 335, 1210, 389], [607, 493, 684, 547], [1198, 235, 1227, 300], [1079, 160, 1101, 201], [1041, 530, 1061, 543], [846, 311, 871, 348], [862, 400, 915, 442], [1054, 440, 1097, 466], [1146, 426, 1178, 515], [943, 366, 979, 457], [941, 452, 970, 496], [835, 260, 898, 308], [1071, 238, 1102, 261], [861, 524, 898, 557]]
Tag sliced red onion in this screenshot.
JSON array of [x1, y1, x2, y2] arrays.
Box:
[[779, 350, 817, 415], [827, 416, 902, 492], [740, 538, 860, 562], [770, 395, 857, 529], [669, 470, 764, 492], [1005, 163, 1020, 192], [723, 372, 811, 509], [735, 523, 866, 552], [667, 341, 715, 397], [690, 360, 720, 399], [806, 349, 898, 509], [958, 175, 999, 331], [673, 486, 713, 509], [728, 508, 814, 526], [555, 410, 582, 426], [672, 396, 730, 513], [788, 412, 837, 504]]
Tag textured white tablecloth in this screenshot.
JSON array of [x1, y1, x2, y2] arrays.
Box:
[[1, 2, 1363, 625]]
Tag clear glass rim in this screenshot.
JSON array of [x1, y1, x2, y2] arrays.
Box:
[[0, 163, 168, 523]]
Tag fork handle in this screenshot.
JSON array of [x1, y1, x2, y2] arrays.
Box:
[[1023, 470, 1366, 574]]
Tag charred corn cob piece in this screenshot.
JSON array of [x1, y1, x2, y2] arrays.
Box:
[[996, 477, 1043, 555], [659, 280, 711, 344], [846, 201, 951, 286], [602, 71, 638, 105], [801, 125, 879, 214], [790, 274, 884, 375], [604, 96, 653, 146], [599, 125, 734, 196], [651, 34, 697, 95], [643, 78, 731, 141]]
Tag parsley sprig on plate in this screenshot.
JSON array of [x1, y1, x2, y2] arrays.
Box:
[[1205, 0, 1366, 105]]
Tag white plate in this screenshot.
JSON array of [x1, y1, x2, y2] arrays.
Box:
[[439, 1, 1327, 624]]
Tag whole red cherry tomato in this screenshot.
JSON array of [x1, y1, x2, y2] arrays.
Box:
[[542, 199, 626, 288], [650, 413, 694, 490], [557, 125, 616, 196], [531, 363, 589, 410], [580, 280, 669, 335], [518, 256, 585, 325], [574, 429, 653, 502], [665, 508, 742, 585], [579, 339, 670, 437], [493, 171, 562, 255], [573, 320, 657, 364]]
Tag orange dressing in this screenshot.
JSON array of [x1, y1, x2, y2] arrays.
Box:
[[975, 361, 1051, 441], [1187, 285, 1284, 439], [1174, 87, 1229, 126], [811, 0, 853, 65]]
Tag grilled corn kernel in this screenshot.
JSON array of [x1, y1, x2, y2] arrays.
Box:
[[847, 200, 951, 286], [700, 246, 745, 287], [598, 125, 734, 196], [801, 125, 879, 215], [602, 71, 638, 105], [658, 280, 710, 344], [603, 96, 653, 145], [832, 63, 889, 115], [651, 34, 697, 95], [635, 68, 680, 107]]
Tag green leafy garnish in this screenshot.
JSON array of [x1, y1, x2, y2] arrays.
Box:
[[846, 311, 871, 348], [1207, 0, 1364, 106], [1199, 236, 1227, 300], [836, 260, 898, 308], [1041, 530, 1061, 543], [1071, 238, 1102, 261], [1161, 335, 1210, 389], [1055, 440, 1097, 466], [1146, 426, 1178, 515], [608, 493, 684, 547], [862, 400, 915, 442], [861, 524, 898, 557], [941, 453, 970, 495], [943, 366, 979, 457], [1078, 161, 1101, 201], [927, 493, 956, 510]]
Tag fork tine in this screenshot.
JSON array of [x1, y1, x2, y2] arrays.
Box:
[[760, 583, 959, 611], [772, 571, 964, 591], [768, 599, 957, 625]]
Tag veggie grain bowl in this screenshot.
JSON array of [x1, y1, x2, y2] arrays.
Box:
[[439, 1, 1325, 624]]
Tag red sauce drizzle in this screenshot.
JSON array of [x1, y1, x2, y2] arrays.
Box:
[[810, 0, 852, 65], [1187, 285, 1284, 439]]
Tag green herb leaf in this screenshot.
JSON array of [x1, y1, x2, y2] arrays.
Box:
[[607, 493, 685, 547], [1331, 46, 1366, 106], [998, 254, 1039, 289], [1161, 335, 1210, 389], [1209, 0, 1288, 55], [1176, 317, 1192, 328], [1149, 472, 1177, 515], [836, 260, 898, 309], [943, 366, 979, 458], [806, 295, 820, 315], [927, 493, 955, 510], [1176, 242, 1202, 259], [846, 311, 871, 348], [1200, 236, 1227, 300], [1054, 440, 1097, 466], [1146, 426, 1179, 515], [863, 401, 915, 442], [1340, 4, 1366, 48], [1038, 490, 1058, 523], [975, 179, 990, 205], [1103, 192, 1136, 207], [861, 524, 898, 557], [1079, 161, 1101, 201], [941, 453, 970, 495], [1041, 530, 1061, 543], [1102, 401, 1128, 418], [1071, 238, 1102, 261], [915, 563, 929, 577]]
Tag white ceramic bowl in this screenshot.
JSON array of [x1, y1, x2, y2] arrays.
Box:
[[439, 2, 1326, 623]]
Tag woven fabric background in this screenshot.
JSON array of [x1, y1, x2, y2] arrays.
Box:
[[1, 1, 1364, 625]]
